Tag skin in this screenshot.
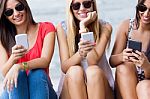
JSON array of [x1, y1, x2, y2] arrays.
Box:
[[57, 0, 114, 99], [0, 0, 55, 92], [109, 0, 150, 99]]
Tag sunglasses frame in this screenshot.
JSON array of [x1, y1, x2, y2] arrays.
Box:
[[136, 4, 150, 12], [4, 2, 25, 17], [71, 0, 94, 10]]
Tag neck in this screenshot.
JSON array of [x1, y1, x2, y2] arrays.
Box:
[[139, 22, 150, 32], [16, 21, 32, 35]]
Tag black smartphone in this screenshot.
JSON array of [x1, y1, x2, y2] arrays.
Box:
[[128, 40, 142, 52]]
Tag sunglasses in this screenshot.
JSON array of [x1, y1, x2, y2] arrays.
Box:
[[4, 3, 25, 17], [136, 4, 150, 12], [71, 0, 93, 10]]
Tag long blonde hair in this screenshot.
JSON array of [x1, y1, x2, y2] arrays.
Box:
[[66, 0, 101, 56]]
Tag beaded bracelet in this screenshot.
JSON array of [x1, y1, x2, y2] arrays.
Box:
[[22, 62, 29, 71], [79, 27, 89, 34]]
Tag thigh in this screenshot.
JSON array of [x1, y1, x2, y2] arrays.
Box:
[[136, 80, 150, 99], [116, 63, 138, 99], [28, 69, 57, 99], [1, 71, 29, 99], [59, 76, 71, 99]]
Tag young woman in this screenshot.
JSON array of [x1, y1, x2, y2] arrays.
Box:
[[109, 0, 150, 99], [57, 0, 114, 99], [0, 0, 57, 99]]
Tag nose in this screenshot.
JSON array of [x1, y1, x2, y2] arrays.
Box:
[[79, 4, 85, 10], [13, 9, 20, 16], [144, 9, 150, 16]]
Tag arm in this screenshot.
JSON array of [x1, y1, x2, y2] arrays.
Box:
[[109, 19, 131, 67], [87, 23, 112, 65], [57, 23, 82, 73], [25, 31, 55, 70]]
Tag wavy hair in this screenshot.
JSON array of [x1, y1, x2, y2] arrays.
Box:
[[135, 0, 145, 28], [0, 0, 36, 54], [66, 0, 101, 56]]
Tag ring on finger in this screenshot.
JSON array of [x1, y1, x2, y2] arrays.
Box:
[[10, 80, 13, 84]]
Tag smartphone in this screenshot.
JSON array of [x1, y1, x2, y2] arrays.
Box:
[[128, 40, 142, 52], [81, 32, 95, 43], [15, 34, 29, 49]]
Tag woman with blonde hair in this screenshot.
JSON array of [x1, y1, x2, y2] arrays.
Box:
[[57, 0, 114, 98]]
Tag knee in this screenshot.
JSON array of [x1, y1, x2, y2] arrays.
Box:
[[86, 66, 105, 84], [137, 80, 150, 95], [66, 66, 84, 83], [116, 63, 135, 75]]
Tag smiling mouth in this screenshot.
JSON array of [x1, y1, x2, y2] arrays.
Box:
[[79, 13, 87, 18], [14, 15, 23, 22]]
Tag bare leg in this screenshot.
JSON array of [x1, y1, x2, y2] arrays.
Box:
[[86, 66, 114, 99], [115, 79, 122, 99], [137, 80, 150, 99], [60, 77, 71, 99], [67, 66, 87, 99], [116, 63, 138, 99]]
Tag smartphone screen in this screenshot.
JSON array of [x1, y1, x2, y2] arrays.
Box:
[[128, 40, 142, 52], [15, 34, 29, 49], [81, 32, 95, 43]]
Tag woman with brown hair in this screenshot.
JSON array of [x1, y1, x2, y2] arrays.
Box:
[[0, 0, 57, 98], [110, 0, 150, 98]]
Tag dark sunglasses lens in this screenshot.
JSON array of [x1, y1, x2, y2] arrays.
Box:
[[72, 2, 80, 10], [83, 1, 92, 8], [4, 9, 13, 16], [137, 5, 147, 12], [15, 3, 24, 11]]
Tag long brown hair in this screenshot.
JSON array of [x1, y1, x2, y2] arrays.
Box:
[[66, 0, 101, 56], [0, 0, 36, 54], [135, 0, 146, 28]]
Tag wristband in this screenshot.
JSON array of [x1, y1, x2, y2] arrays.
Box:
[[79, 27, 89, 34], [22, 62, 29, 71]]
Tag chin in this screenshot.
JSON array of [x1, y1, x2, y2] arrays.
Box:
[[142, 21, 150, 24]]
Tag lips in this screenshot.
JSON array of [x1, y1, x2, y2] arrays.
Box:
[[13, 15, 23, 22], [143, 17, 150, 21], [78, 13, 87, 18]]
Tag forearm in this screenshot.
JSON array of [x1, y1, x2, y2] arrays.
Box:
[[1, 56, 17, 77], [142, 61, 150, 78], [23, 57, 51, 70], [61, 52, 82, 73], [86, 48, 99, 65], [109, 53, 123, 68]]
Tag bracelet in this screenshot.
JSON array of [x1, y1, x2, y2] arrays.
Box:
[[79, 27, 89, 34], [22, 62, 29, 71]]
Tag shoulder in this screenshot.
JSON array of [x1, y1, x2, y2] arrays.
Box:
[[101, 21, 112, 33], [56, 22, 66, 35], [39, 22, 56, 32], [100, 20, 112, 37], [115, 19, 131, 36], [117, 19, 130, 31]]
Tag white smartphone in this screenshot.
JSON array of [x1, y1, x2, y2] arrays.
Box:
[[81, 32, 95, 43], [15, 34, 29, 49]]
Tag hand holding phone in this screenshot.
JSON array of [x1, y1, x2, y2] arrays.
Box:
[[15, 34, 29, 49]]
